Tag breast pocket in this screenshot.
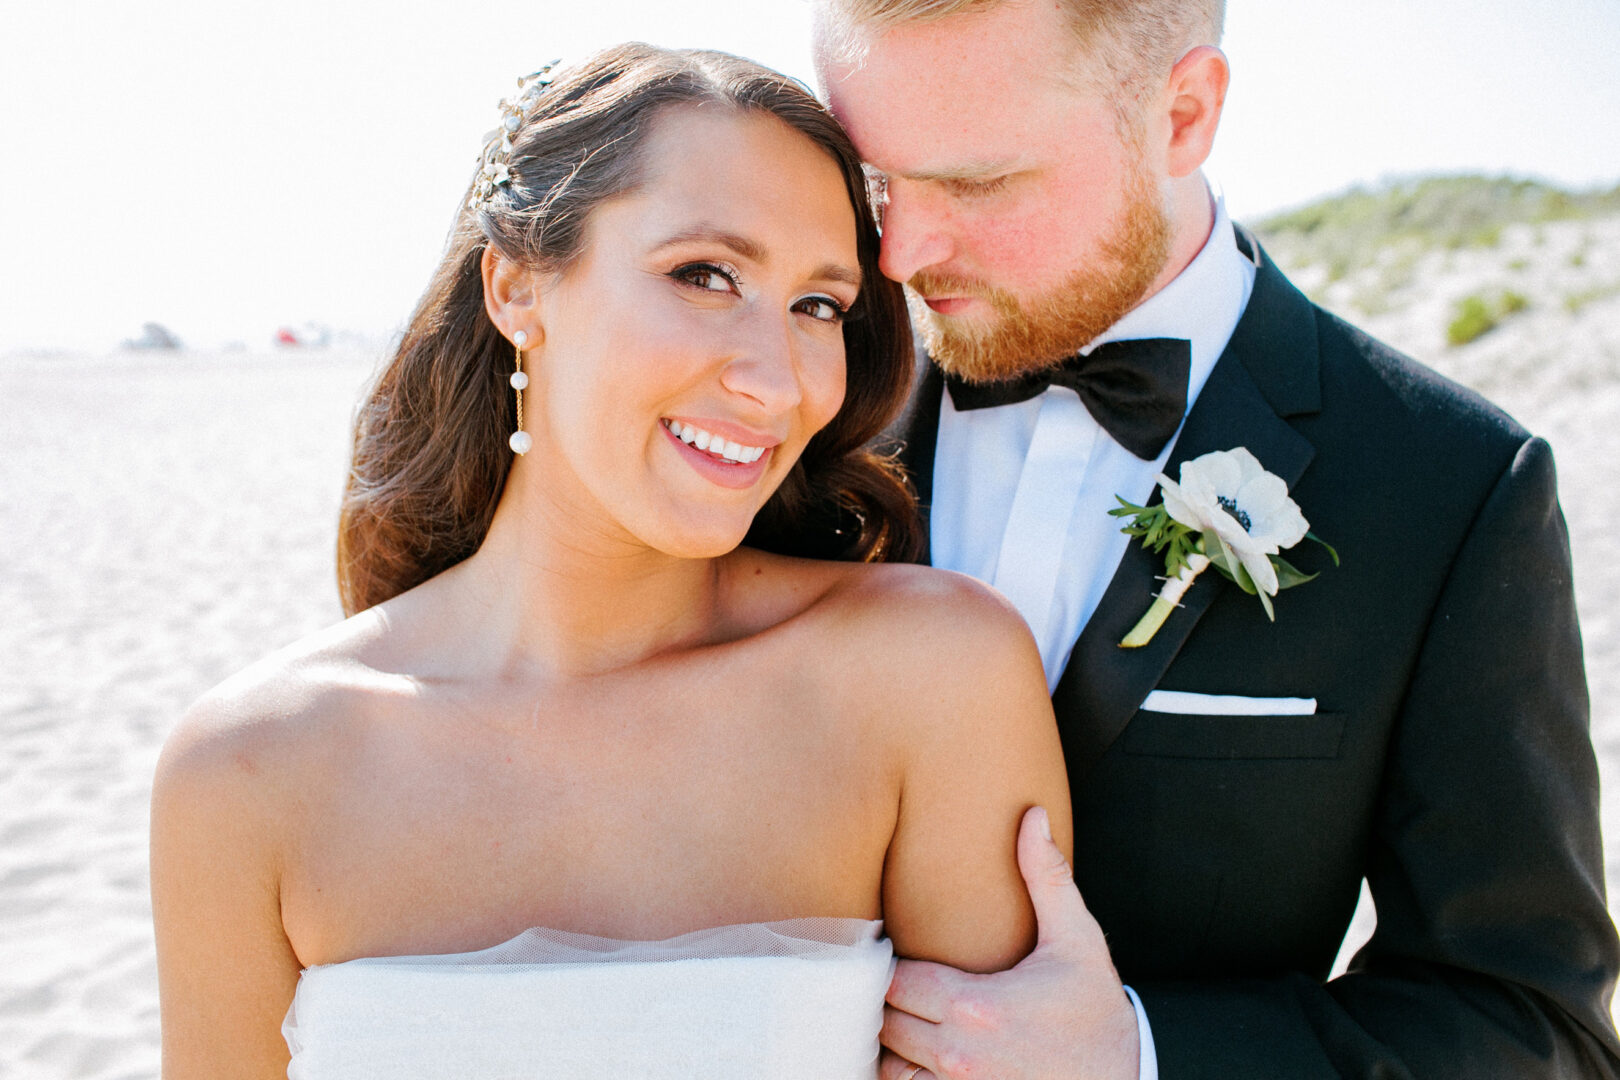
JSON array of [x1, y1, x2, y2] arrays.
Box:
[[1119, 709, 1346, 760]]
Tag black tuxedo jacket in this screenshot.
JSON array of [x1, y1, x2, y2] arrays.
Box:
[[894, 234, 1620, 1078]]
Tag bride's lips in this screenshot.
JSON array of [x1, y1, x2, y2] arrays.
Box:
[[661, 418, 779, 491]]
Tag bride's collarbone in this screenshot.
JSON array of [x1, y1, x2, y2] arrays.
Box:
[[280, 687, 897, 964], [375, 580, 897, 738], [283, 731, 893, 965]]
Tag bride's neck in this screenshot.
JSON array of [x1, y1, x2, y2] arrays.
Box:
[[440, 479, 731, 681]]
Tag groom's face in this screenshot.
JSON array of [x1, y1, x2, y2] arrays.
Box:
[[817, 0, 1173, 381]]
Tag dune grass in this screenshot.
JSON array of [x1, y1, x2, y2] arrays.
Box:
[[1255, 175, 1620, 285], [1446, 290, 1531, 346]]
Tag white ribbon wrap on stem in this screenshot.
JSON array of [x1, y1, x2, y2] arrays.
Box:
[[1120, 552, 1211, 649]]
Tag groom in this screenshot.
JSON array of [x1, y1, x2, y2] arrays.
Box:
[[814, 0, 1620, 1077]]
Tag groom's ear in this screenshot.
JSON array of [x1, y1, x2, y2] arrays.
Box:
[[1162, 45, 1230, 180], [481, 246, 545, 346]]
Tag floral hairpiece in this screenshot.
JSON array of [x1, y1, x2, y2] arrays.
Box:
[[468, 61, 562, 210]]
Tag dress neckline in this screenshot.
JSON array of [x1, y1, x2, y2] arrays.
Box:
[[304, 916, 887, 973]]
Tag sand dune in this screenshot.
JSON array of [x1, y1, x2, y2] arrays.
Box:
[[1, 209, 1616, 1075]]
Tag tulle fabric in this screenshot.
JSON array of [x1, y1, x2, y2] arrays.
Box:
[[283, 918, 894, 1079]]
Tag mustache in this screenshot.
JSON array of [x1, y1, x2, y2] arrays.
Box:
[[905, 270, 993, 299]]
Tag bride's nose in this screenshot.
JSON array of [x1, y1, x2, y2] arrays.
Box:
[[718, 312, 803, 415]]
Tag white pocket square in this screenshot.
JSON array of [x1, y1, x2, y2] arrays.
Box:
[[1141, 690, 1318, 716]]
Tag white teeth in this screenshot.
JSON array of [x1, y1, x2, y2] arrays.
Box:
[[665, 419, 768, 463]]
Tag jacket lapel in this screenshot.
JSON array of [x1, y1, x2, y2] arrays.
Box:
[[1051, 242, 1322, 776]]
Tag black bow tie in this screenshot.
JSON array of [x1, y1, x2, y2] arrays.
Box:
[[943, 337, 1192, 460]]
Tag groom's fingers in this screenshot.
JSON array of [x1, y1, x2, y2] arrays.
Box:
[[1017, 804, 1089, 956], [879, 1047, 935, 1080], [880, 1006, 942, 1077], [885, 958, 961, 1022]]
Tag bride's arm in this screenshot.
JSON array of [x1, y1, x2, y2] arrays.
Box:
[[150, 689, 303, 1078], [863, 567, 1073, 974]]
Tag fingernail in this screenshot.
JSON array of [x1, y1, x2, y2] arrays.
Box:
[[1037, 806, 1052, 842]]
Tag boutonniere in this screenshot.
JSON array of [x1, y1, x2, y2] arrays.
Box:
[[1110, 447, 1339, 648]]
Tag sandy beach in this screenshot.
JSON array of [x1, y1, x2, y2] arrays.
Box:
[[2, 212, 1618, 1075], [1, 348, 374, 1077]]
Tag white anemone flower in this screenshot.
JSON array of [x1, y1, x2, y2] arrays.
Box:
[[1156, 448, 1309, 596]]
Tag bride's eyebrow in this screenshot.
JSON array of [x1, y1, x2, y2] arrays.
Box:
[[652, 224, 861, 290], [651, 225, 767, 262], [814, 263, 862, 290]]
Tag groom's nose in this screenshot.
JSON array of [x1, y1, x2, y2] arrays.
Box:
[[876, 182, 955, 286]]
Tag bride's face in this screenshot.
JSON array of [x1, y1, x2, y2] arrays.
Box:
[[520, 106, 860, 557]]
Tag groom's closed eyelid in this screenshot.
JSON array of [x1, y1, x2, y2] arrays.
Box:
[[944, 175, 1012, 198], [890, 157, 1022, 184]]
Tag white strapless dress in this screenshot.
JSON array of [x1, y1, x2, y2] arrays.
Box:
[[282, 917, 894, 1079]]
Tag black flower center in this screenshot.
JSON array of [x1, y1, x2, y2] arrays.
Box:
[[1217, 495, 1253, 533]]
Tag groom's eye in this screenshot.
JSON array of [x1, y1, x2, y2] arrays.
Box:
[[947, 175, 1011, 198]]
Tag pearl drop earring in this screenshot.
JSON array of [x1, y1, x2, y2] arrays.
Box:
[[508, 330, 533, 455]]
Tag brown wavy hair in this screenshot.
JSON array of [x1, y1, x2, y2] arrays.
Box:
[[337, 43, 919, 616]]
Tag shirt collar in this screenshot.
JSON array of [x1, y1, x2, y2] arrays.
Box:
[[1080, 182, 1255, 408]]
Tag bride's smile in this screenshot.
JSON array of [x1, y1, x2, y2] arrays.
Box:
[[660, 418, 777, 488], [493, 105, 860, 558]]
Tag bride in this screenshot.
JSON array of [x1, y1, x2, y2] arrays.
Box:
[[150, 43, 1070, 1078]]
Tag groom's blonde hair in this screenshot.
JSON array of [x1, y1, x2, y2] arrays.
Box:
[[817, 0, 1224, 101]]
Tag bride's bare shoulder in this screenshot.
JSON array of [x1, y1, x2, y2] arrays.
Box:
[[154, 609, 405, 805], [749, 551, 1045, 701]]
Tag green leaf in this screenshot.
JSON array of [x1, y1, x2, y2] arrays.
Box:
[[1305, 531, 1341, 566], [1115, 500, 1176, 545], [1109, 495, 1148, 519], [1229, 556, 1259, 596], [1115, 496, 1218, 584], [1256, 585, 1276, 621], [1203, 532, 1239, 584], [1272, 555, 1320, 591], [1162, 534, 1196, 580]]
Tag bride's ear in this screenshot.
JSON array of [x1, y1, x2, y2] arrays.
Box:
[[481, 246, 544, 347]]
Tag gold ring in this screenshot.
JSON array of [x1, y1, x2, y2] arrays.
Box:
[[897, 1065, 923, 1080]]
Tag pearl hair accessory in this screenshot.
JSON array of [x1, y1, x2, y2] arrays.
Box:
[[467, 61, 562, 211], [509, 330, 533, 455]]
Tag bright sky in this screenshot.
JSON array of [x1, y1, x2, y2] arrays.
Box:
[[2, 0, 1616, 352]]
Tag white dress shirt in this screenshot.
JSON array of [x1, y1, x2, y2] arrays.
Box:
[[931, 188, 1256, 690], [927, 186, 1257, 1080]]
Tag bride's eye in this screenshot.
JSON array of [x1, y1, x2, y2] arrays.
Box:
[[794, 295, 849, 324], [672, 262, 740, 294]]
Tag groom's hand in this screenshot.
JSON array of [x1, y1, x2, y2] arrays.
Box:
[[879, 807, 1140, 1080]]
